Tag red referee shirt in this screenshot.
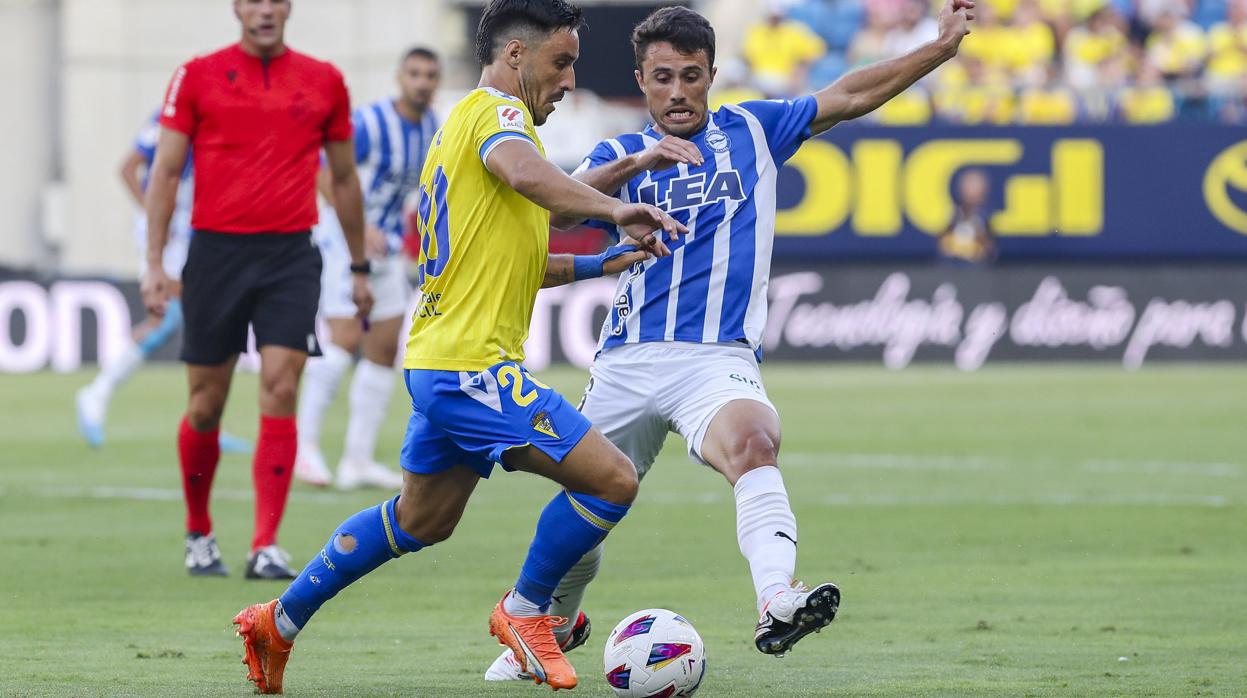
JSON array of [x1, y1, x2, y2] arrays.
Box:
[[160, 44, 352, 234]]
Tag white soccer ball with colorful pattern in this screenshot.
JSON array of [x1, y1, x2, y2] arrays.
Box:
[[603, 608, 707, 697]]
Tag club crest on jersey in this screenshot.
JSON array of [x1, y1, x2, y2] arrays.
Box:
[[497, 105, 526, 131], [531, 412, 559, 439], [638, 169, 746, 212], [705, 129, 731, 153]]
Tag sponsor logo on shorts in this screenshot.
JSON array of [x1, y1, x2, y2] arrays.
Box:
[[531, 411, 559, 439], [461, 370, 504, 413], [729, 372, 763, 391]]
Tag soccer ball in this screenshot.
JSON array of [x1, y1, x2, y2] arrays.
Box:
[[603, 609, 707, 697]]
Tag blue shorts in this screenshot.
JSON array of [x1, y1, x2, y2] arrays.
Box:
[[400, 363, 593, 479]]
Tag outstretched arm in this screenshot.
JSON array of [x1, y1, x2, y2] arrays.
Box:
[[548, 136, 704, 230], [809, 0, 974, 134], [486, 140, 686, 256]]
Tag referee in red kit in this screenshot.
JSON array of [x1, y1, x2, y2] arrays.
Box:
[[143, 0, 373, 580]]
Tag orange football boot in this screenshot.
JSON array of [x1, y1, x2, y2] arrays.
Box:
[[233, 600, 294, 694], [488, 592, 577, 690]]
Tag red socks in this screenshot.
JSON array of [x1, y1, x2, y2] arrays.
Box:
[[251, 415, 297, 552], [179, 414, 297, 551], [178, 416, 220, 535]]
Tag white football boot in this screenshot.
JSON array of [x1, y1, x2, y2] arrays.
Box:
[[335, 457, 404, 491], [75, 385, 108, 449], [755, 581, 840, 656], [485, 649, 531, 682], [293, 444, 331, 487]]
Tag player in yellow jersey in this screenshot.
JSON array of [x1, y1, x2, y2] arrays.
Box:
[[232, 1, 686, 694]]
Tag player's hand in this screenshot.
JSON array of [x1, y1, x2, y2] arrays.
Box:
[[611, 203, 687, 257], [141, 265, 172, 317], [351, 273, 375, 322], [601, 241, 653, 275], [364, 225, 388, 259], [938, 0, 975, 47], [636, 135, 703, 172]]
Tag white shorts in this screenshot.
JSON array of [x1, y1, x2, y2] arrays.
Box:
[[580, 342, 777, 479], [133, 210, 192, 280], [314, 207, 411, 321]]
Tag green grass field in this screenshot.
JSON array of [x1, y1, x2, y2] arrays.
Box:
[[2, 364, 1245, 697]]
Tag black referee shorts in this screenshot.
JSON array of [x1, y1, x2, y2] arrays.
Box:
[[180, 230, 322, 365]]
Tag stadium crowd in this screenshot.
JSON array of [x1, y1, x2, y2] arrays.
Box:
[[717, 0, 1247, 123]]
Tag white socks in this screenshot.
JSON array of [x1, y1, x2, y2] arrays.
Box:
[[503, 589, 545, 617], [298, 346, 395, 468], [297, 342, 352, 448], [343, 359, 395, 463], [90, 343, 144, 397], [273, 600, 301, 642], [548, 543, 603, 644], [734, 465, 798, 614]]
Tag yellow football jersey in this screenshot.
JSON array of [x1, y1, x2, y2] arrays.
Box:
[[404, 87, 550, 371]]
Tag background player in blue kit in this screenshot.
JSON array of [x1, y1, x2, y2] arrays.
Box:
[[487, 0, 975, 680], [75, 111, 249, 456], [296, 47, 442, 491]]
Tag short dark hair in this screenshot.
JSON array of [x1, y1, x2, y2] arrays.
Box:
[[632, 6, 715, 70], [475, 0, 585, 65], [402, 46, 440, 64]]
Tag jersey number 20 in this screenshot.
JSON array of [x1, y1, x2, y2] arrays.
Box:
[[417, 166, 452, 280]]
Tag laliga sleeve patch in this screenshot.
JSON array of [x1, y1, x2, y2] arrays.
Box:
[[496, 105, 526, 132]]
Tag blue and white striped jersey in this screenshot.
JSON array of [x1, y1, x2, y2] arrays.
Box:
[[579, 96, 818, 355], [135, 110, 194, 213], [352, 98, 439, 252]]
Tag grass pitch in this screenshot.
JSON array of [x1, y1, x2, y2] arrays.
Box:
[[1, 364, 1244, 697]]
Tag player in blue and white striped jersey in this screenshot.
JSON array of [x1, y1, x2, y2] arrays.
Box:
[[75, 111, 252, 453], [296, 47, 441, 491], [76, 113, 250, 453], [487, 1, 974, 679]]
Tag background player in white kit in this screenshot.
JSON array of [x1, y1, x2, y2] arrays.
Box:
[[487, 1, 974, 679], [295, 48, 441, 490], [75, 110, 248, 454]]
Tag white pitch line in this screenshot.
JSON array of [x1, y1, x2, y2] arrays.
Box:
[[21, 485, 346, 504], [782, 452, 999, 471], [642, 491, 1232, 508], [0, 485, 1234, 508], [1082, 460, 1244, 478], [782, 452, 1243, 477], [815, 493, 1231, 507]]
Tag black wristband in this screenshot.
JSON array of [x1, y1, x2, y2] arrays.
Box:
[[349, 260, 371, 274]]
